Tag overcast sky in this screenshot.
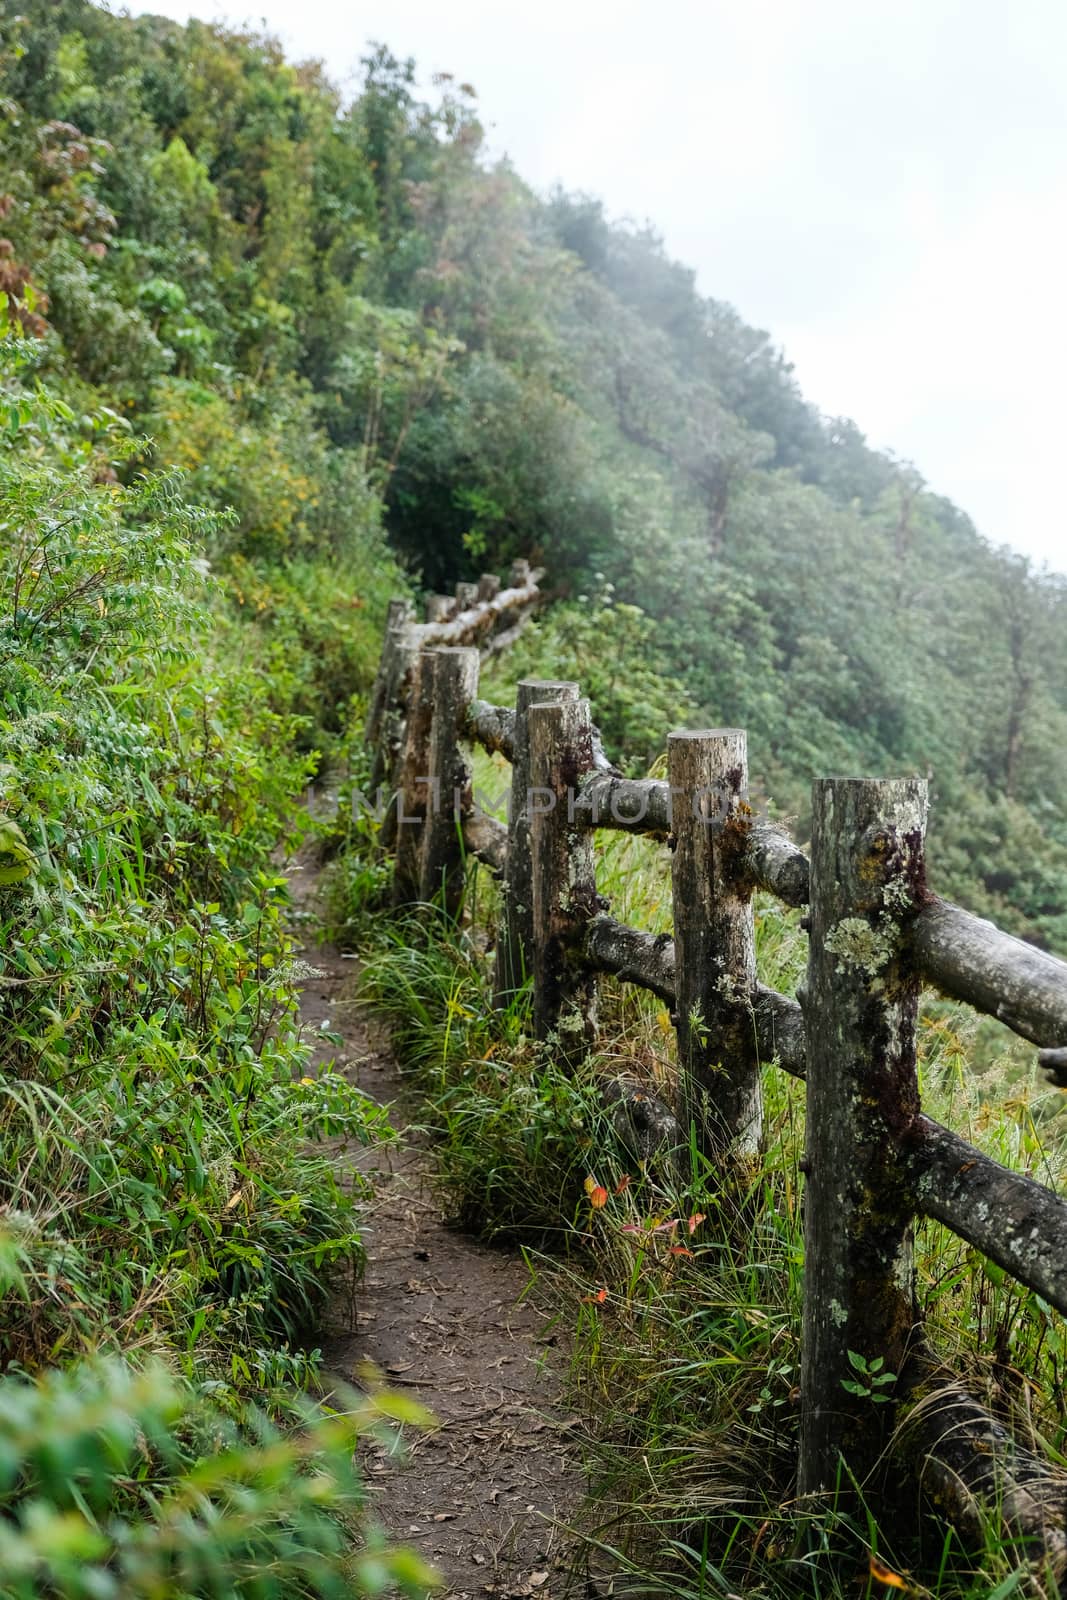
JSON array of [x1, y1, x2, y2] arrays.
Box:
[[128, 0, 1067, 575]]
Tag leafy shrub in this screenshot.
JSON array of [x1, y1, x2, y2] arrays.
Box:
[[0, 337, 386, 1378], [483, 588, 700, 774], [0, 1357, 436, 1599], [221, 550, 410, 746]]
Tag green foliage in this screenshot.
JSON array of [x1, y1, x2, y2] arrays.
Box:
[[7, 0, 1065, 944], [0, 349, 389, 1381], [0, 11, 432, 1565], [840, 1350, 896, 1404], [221, 553, 405, 744], [0, 1358, 437, 1599], [484, 586, 701, 773]]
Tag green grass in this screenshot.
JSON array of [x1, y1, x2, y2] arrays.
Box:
[[0, 341, 416, 1593]]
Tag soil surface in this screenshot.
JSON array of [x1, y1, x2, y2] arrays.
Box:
[[287, 850, 584, 1600]]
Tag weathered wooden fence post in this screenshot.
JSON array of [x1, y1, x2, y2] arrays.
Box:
[[798, 776, 928, 1496], [391, 649, 437, 906], [509, 558, 531, 588], [477, 573, 501, 602], [494, 679, 579, 1006], [668, 730, 762, 1162], [453, 580, 478, 613], [368, 619, 420, 793], [377, 629, 422, 853], [366, 599, 415, 762], [426, 593, 453, 624], [418, 647, 480, 915], [528, 696, 599, 1052]]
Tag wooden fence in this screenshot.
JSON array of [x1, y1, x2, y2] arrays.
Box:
[[365, 564, 1067, 1569]]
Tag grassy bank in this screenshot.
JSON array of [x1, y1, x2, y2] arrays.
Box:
[[0, 329, 432, 1594]]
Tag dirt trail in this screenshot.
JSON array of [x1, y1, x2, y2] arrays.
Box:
[[287, 849, 584, 1600]]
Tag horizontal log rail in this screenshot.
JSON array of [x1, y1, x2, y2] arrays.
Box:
[[462, 811, 508, 876], [896, 1353, 1067, 1574], [911, 898, 1067, 1048], [1041, 1047, 1067, 1086], [573, 767, 1067, 1051], [367, 566, 1067, 1566], [580, 915, 1067, 1315], [582, 914, 809, 1078], [906, 1117, 1067, 1317], [464, 699, 516, 761], [416, 567, 543, 649], [584, 914, 675, 1004]]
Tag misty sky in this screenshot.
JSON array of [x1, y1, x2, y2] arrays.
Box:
[[129, 0, 1067, 575]]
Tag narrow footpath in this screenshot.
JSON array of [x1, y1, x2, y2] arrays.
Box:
[[287, 847, 584, 1600]]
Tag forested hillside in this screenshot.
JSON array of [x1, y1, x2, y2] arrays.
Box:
[[2, 3, 1067, 1593], [3, 2, 1067, 948]]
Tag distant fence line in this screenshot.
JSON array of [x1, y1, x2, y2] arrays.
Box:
[[365, 563, 1067, 1576]]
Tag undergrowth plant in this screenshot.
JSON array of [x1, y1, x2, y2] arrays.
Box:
[[0, 329, 389, 1373], [0, 1357, 436, 1600], [0, 326, 409, 1590]]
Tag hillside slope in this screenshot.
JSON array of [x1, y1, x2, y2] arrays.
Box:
[[2, 1, 1066, 946]]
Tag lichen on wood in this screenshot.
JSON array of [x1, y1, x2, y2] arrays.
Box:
[[668, 729, 762, 1163], [494, 679, 578, 1007], [418, 647, 479, 915], [799, 776, 928, 1497], [528, 696, 599, 1053]]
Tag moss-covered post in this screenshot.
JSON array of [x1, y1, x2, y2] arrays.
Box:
[[668, 730, 762, 1162], [391, 649, 436, 906], [418, 647, 480, 915], [494, 679, 579, 1006], [798, 776, 928, 1496], [453, 580, 478, 613], [528, 697, 599, 1053]]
